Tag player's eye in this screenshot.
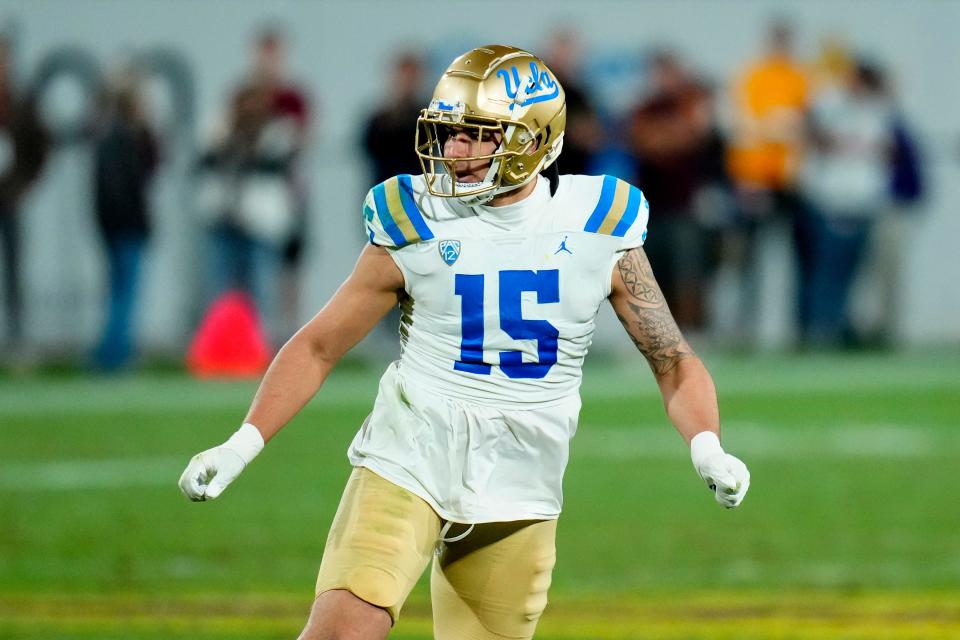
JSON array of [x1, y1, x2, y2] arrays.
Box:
[[451, 125, 497, 142], [439, 125, 472, 142]]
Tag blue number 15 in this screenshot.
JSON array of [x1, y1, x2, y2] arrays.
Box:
[[454, 269, 559, 379]]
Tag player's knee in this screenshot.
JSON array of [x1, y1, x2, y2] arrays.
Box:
[[302, 589, 392, 640], [315, 564, 407, 625]]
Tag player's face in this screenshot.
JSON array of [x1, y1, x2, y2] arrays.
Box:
[[442, 126, 502, 184]]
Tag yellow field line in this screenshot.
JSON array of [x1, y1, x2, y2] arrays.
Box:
[[2, 592, 958, 639], [2, 615, 956, 640]]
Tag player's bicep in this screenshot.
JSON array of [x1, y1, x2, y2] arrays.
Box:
[[608, 247, 694, 377], [297, 244, 404, 363]]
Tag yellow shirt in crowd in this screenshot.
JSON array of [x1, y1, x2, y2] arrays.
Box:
[[728, 55, 809, 190]]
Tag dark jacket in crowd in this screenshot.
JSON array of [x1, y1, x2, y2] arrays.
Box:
[[0, 93, 50, 213], [362, 98, 424, 185], [94, 120, 158, 236]]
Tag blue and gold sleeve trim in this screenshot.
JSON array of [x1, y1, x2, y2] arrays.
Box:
[[583, 175, 645, 238], [371, 175, 434, 247]]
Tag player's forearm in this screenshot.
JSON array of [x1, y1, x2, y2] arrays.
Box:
[[179, 331, 339, 502], [243, 331, 337, 443], [655, 355, 720, 445]]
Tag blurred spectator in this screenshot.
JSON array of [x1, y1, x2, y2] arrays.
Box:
[[627, 51, 728, 330], [799, 59, 895, 347], [543, 30, 602, 175], [858, 102, 925, 346], [361, 51, 425, 185], [809, 40, 924, 348], [195, 25, 309, 345], [248, 26, 311, 335], [808, 35, 854, 94], [92, 65, 159, 370], [728, 19, 808, 199], [726, 19, 812, 344], [0, 36, 50, 357]]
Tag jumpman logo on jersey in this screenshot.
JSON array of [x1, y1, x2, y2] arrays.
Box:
[[554, 235, 573, 255]]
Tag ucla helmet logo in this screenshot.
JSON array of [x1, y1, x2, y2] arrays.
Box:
[[439, 240, 461, 266], [497, 62, 560, 110]]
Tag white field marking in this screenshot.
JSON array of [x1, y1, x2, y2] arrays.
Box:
[[2, 423, 951, 494], [0, 375, 378, 417], [579, 354, 960, 399], [0, 354, 957, 417], [579, 369, 960, 399], [573, 422, 954, 460], [0, 455, 185, 492]]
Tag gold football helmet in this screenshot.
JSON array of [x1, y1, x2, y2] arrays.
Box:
[[416, 45, 566, 205]]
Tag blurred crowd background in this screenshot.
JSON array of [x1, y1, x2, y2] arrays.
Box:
[[0, 0, 957, 372]]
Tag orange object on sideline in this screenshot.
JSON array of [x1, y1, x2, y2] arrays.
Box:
[[187, 291, 272, 378]]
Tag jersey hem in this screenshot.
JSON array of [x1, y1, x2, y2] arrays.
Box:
[[351, 457, 562, 524]]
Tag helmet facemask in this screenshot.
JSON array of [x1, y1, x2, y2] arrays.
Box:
[[416, 100, 538, 205]]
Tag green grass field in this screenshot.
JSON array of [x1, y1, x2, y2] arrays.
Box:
[[2, 351, 959, 639]]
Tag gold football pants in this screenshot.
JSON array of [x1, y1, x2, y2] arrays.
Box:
[[315, 467, 557, 639]]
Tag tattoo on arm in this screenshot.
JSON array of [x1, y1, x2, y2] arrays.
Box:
[[614, 248, 694, 376]]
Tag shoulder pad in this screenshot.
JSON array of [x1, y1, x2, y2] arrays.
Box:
[[363, 174, 435, 248]]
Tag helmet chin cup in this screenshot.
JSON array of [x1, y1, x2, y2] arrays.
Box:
[[456, 187, 497, 206], [438, 173, 497, 206]]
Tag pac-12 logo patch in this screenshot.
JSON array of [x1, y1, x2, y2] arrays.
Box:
[[439, 240, 461, 266]]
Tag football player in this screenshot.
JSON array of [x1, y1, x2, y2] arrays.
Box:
[[179, 45, 750, 640]]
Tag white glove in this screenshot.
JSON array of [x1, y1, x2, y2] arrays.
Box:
[[690, 431, 750, 508], [178, 423, 264, 501]]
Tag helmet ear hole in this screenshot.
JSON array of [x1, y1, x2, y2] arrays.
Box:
[[532, 130, 546, 153]]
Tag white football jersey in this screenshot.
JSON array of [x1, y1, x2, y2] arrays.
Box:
[[348, 173, 649, 522]]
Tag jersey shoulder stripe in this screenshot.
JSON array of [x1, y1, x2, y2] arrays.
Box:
[[371, 174, 435, 246], [582, 175, 646, 238]]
